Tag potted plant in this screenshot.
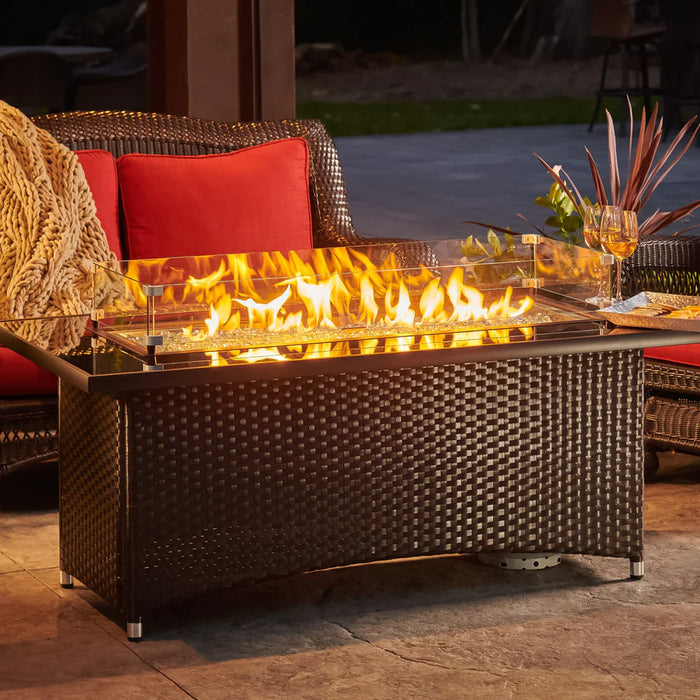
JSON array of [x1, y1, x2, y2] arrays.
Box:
[[535, 101, 700, 239]]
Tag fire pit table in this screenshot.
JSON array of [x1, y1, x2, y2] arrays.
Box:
[[2, 236, 698, 641]]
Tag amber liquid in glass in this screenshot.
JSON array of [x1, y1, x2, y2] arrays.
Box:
[[600, 225, 621, 252], [606, 239, 637, 259]]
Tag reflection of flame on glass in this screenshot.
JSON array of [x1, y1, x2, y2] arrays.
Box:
[[121, 248, 537, 363]]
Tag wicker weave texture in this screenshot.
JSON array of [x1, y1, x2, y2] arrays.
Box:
[[623, 234, 700, 459], [623, 234, 700, 296], [645, 395, 700, 455], [60, 350, 644, 616], [0, 398, 57, 476], [645, 359, 700, 397], [59, 381, 122, 608]]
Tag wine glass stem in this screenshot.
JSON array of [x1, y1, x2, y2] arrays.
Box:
[[615, 258, 622, 302]]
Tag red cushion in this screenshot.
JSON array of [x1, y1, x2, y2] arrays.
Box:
[[116, 138, 313, 259], [75, 149, 122, 259], [0, 347, 57, 395], [645, 344, 700, 368]]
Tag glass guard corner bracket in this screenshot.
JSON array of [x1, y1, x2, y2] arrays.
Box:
[[144, 334, 163, 368], [142, 362, 164, 372], [601, 253, 615, 266], [521, 277, 543, 289], [521, 234, 542, 246], [90, 308, 104, 328], [144, 334, 163, 348], [141, 284, 164, 298]]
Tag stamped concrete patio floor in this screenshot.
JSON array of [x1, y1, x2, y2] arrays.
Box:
[[0, 450, 698, 699]]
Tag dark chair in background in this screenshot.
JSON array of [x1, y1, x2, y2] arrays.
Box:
[[0, 50, 74, 115], [70, 42, 147, 111], [588, 0, 665, 134]]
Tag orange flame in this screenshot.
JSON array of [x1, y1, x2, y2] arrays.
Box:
[[117, 247, 537, 363]]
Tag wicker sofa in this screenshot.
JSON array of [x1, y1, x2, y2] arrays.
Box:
[[1, 110, 431, 479]]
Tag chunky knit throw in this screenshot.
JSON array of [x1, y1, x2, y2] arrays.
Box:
[[0, 101, 118, 349]]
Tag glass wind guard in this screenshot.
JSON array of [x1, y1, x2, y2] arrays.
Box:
[[530, 236, 612, 304], [92, 237, 601, 363]]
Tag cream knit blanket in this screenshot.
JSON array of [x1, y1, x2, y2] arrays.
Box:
[[0, 101, 118, 350]]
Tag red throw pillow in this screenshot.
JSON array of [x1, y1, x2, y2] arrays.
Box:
[[116, 138, 313, 259], [0, 347, 57, 395], [644, 344, 700, 368], [75, 149, 122, 258]]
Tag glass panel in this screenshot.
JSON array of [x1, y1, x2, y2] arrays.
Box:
[[89, 237, 604, 363], [531, 236, 612, 304]]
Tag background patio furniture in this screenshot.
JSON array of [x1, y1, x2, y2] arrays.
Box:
[[0, 50, 74, 115], [587, 0, 665, 134], [70, 42, 147, 112], [623, 234, 700, 478], [658, 0, 700, 141], [0, 45, 113, 62]]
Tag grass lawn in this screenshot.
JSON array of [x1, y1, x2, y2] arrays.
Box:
[[297, 97, 655, 137]]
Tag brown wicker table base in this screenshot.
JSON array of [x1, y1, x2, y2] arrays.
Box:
[[57, 349, 645, 641]]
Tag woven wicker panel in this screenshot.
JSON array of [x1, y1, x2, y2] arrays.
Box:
[[626, 234, 700, 270], [110, 350, 644, 612], [645, 395, 700, 454], [0, 398, 57, 476], [59, 381, 122, 608], [624, 268, 700, 296], [623, 234, 700, 296], [645, 359, 700, 397]]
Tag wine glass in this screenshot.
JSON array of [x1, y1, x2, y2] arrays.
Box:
[[601, 208, 638, 303], [583, 204, 616, 306], [583, 204, 603, 250]]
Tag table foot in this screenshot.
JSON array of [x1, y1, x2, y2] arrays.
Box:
[[59, 570, 73, 588], [126, 619, 143, 642], [630, 559, 644, 579]]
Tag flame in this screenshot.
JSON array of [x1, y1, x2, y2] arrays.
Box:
[[235, 347, 288, 363], [116, 246, 538, 364], [205, 350, 226, 366], [204, 304, 220, 336]]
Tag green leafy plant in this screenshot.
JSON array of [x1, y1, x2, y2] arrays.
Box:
[[461, 229, 515, 259], [536, 101, 700, 237], [460, 230, 528, 284], [463, 178, 589, 246], [534, 179, 591, 246]]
